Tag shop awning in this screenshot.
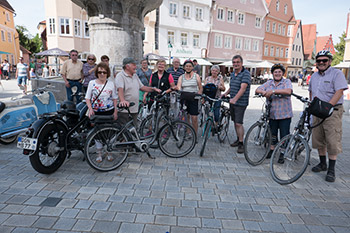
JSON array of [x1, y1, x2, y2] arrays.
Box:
[[166, 57, 212, 66], [0, 51, 11, 54], [334, 61, 350, 69], [218, 60, 257, 67]]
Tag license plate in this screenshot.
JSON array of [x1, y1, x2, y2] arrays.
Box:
[[17, 136, 37, 150]]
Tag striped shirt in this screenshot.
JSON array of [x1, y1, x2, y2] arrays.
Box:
[[167, 67, 185, 85], [257, 79, 293, 120], [229, 67, 251, 106], [181, 73, 198, 92], [17, 63, 28, 77]]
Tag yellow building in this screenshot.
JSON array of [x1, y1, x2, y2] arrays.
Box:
[[0, 0, 20, 67]]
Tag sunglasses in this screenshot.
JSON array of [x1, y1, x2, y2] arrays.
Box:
[[88, 58, 95, 61], [97, 71, 107, 75], [316, 59, 329, 63]]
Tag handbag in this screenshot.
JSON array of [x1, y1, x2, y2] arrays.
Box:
[[308, 96, 334, 119]]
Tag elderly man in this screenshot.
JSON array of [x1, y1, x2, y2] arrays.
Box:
[[309, 50, 348, 182], [61, 49, 83, 103], [222, 55, 251, 154], [167, 57, 184, 85], [115, 57, 160, 125]]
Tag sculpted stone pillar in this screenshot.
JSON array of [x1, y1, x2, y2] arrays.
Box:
[[71, 0, 162, 68]]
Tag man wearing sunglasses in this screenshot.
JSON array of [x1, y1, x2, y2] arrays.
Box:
[[309, 50, 348, 182]]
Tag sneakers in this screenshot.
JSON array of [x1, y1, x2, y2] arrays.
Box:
[[237, 143, 244, 154], [325, 170, 336, 182], [230, 139, 240, 147], [278, 153, 284, 164], [311, 163, 327, 172]]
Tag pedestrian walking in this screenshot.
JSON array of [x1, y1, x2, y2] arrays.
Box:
[[16, 57, 30, 95], [3, 60, 10, 80]]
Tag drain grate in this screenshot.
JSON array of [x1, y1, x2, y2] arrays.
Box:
[[39, 197, 62, 207]]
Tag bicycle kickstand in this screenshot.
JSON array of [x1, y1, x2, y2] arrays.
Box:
[[146, 151, 155, 159]]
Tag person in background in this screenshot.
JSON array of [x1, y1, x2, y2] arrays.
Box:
[[30, 68, 36, 79], [309, 50, 348, 182], [101, 55, 116, 82], [60, 49, 84, 103], [3, 60, 10, 80], [136, 59, 152, 103], [193, 59, 201, 76], [43, 65, 49, 78], [167, 57, 184, 85], [82, 54, 97, 93], [16, 57, 30, 95]]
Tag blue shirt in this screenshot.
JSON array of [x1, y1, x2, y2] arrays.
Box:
[[229, 67, 251, 106], [167, 67, 185, 85]]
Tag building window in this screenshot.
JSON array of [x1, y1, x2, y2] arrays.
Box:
[[292, 58, 294, 65], [238, 12, 245, 25], [278, 24, 281, 35], [266, 20, 270, 32], [235, 37, 243, 50], [214, 34, 223, 48], [284, 4, 288, 14], [48, 18, 56, 34], [255, 16, 261, 28], [297, 32, 299, 38], [285, 48, 289, 57], [181, 32, 188, 46], [193, 34, 200, 47], [264, 45, 269, 56], [84, 21, 89, 38], [299, 46, 301, 52], [74, 19, 81, 37], [276, 0, 280, 11], [253, 40, 259, 51], [276, 47, 279, 57], [270, 46, 274, 56], [282, 26, 286, 35], [272, 22, 276, 33], [280, 48, 284, 57], [168, 31, 175, 45], [224, 36, 232, 49], [7, 32, 11, 42], [244, 38, 251, 51], [227, 10, 234, 23], [240, 0, 247, 3], [169, 2, 177, 16], [195, 7, 203, 21], [60, 18, 71, 35], [1, 30, 5, 41], [183, 5, 190, 18], [6, 12, 10, 21], [287, 25, 292, 36], [217, 8, 224, 21]]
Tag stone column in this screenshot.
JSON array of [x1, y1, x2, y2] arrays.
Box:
[[71, 0, 162, 69]]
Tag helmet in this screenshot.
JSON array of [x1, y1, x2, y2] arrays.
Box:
[[183, 59, 194, 67], [316, 50, 333, 59], [271, 63, 285, 74], [61, 100, 76, 111]]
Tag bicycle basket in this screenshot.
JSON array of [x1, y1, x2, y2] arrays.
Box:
[[308, 97, 334, 119], [203, 83, 217, 99]]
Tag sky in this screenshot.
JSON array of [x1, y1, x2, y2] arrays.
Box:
[[8, 0, 350, 45]]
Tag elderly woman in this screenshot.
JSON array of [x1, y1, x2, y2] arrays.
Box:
[[204, 65, 225, 124], [255, 63, 293, 163], [176, 60, 203, 136], [83, 54, 97, 93], [85, 62, 118, 162]]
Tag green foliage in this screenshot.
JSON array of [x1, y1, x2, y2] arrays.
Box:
[[16, 25, 43, 54], [332, 32, 346, 66]]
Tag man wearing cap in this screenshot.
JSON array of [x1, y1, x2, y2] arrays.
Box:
[[309, 50, 348, 182], [115, 57, 161, 125]]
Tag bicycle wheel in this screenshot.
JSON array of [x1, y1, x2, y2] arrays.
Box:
[[217, 112, 230, 143], [198, 104, 206, 128], [200, 120, 212, 157], [244, 121, 272, 166], [158, 120, 196, 158], [139, 115, 158, 148], [85, 127, 129, 172], [270, 134, 310, 185]]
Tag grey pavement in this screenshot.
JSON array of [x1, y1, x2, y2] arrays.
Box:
[[1, 80, 350, 232]]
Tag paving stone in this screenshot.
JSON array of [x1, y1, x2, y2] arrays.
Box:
[[3, 215, 38, 227], [222, 219, 244, 230], [37, 206, 64, 217], [114, 213, 136, 222], [118, 222, 144, 233], [11, 228, 37, 233], [202, 218, 222, 228], [236, 210, 262, 221], [89, 201, 110, 211], [178, 216, 201, 227], [33, 216, 58, 229], [213, 209, 237, 219], [52, 218, 76, 230], [0, 226, 14, 233], [135, 214, 155, 224], [72, 219, 95, 231], [131, 204, 154, 214], [175, 207, 196, 217], [170, 226, 196, 233], [154, 206, 174, 215], [155, 215, 177, 225], [144, 224, 170, 233], [307, 225, 334, 233], [259, 222, 286, 232], [60, 208, 79, 218], [1, 204, 25, 213], [260, 212, 289, 223], [20, 206, 41, 215], [109, 203, 132, 212], [77, 209, 95, 219], [0, 213, 11, 224], [331, 226, 350, 233], [242, 220, 261, 231], [283, 223, 311, 233]]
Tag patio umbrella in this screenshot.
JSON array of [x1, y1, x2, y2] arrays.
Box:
[[144, 53, 166, 60], [255, 60, 275, 68], [36, 48, 69, 76]]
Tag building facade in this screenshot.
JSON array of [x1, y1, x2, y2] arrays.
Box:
[[302, 23, 317, 70], [207, 0, 268, 64], [262, 0, 295, 69], [287, 19, 304, 78], [316, 34, 335, 55], [0, 0, 20, 67]]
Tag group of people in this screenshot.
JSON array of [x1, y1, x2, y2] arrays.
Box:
[[61, 48, 347, 182]]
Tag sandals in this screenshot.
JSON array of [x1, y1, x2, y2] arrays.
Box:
[[96, 152, 114, 163], [96, 156, 103, 163]]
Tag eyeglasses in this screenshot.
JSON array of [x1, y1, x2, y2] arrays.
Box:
[[316, 59, 329, 63], [97, 71, 107, 75], [88, 58, 95, 61]]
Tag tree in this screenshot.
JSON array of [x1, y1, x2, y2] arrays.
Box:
[[332, 32, 346, 66], [16, 25, 43, 54]]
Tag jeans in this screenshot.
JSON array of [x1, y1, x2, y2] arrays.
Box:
[[214, 100, 221, 122], [66, 80, 82, 103], [269, 118, 291, 145]]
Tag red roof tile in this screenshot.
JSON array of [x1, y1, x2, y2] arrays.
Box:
[[316, 35, 335, 55]]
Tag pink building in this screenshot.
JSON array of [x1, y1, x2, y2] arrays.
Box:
[[207, 0, 268, 64]]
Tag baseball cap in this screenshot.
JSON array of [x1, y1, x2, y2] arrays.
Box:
[[123, 57, 136, 66]]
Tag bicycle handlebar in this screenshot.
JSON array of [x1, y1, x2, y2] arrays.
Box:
[[291, 92, 310, 103]]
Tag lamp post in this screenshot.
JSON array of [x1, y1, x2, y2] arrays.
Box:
[[168, 42, 173, 66]]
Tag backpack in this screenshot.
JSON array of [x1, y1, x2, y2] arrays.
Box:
[[203, 83, 217, 98]]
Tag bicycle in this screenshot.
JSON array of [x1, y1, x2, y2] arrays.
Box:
[[270, 92, 316, 185], [199, 95, 230, 157]]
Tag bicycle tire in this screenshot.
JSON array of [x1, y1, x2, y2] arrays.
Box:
[[198, 104, 206, 128], [244, 121, 272, 166], [158, 120, 196, 158], [84, 126, 129, 172], [200, 119, 212, 157], [217, 112, 230, 143], [270, 134, 310, 185], [139, 115, 158, 148]]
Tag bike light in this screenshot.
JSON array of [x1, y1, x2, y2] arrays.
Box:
[[25, 127, 34, 136], [23, 149, 30, 155]]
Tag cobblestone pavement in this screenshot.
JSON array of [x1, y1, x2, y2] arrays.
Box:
[[1, 82, 350, 232]]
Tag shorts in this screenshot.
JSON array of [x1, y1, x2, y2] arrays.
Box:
[[17, 76, 27, 85], [312, 105, 343, 155], [3, 70, 8, 76], [230, 104, 247, 124], [181, 99, 199, 116]]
